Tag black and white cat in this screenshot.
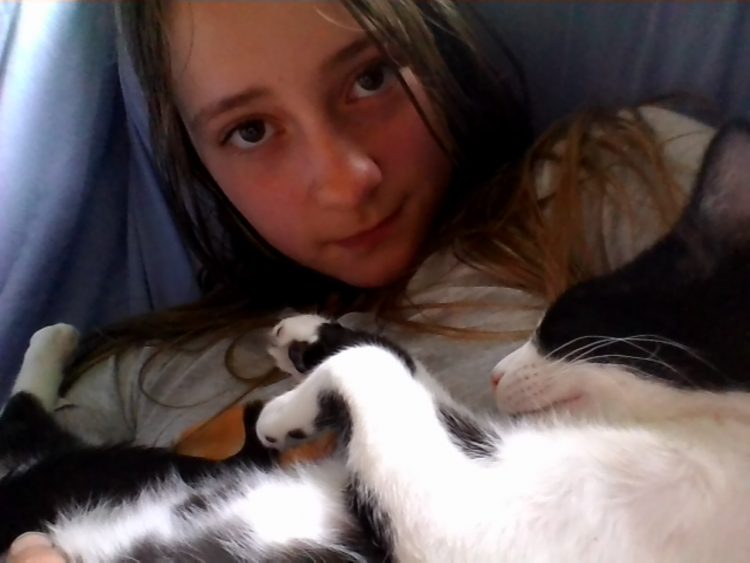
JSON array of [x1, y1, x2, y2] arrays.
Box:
[[2, 119, 750, 562], [494, 119, 750, 424]]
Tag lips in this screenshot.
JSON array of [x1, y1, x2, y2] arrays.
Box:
[[335, 204, 403, 250]]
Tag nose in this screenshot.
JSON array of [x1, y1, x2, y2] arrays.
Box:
[[306, 123, 383, 208], [491, 370, 504, 388]]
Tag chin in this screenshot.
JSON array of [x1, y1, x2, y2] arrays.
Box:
[[346, 273, 402, 289], [322, 237, 423, 289], [340, 256, 415, 289]]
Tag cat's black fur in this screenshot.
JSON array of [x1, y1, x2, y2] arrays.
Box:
[[0, 398, 275, 552], [289, 322, 416, 375], [537, 120, 750, 391]]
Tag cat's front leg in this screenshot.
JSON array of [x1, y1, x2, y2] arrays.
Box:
[[263, 315, 475, 451], [260, 314, 423, 449], [259, 316, 492, 560]]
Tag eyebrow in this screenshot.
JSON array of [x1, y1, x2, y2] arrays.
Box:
[[190, 87, 270, 131], [320, 35, 373, 75], [190, 34, 375, 132]]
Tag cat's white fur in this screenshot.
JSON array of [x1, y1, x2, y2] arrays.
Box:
[[12, 317, 750, 562], [258, 315, 750, 562], [10, 324, 78, 412], [50, 462, 359, 562]]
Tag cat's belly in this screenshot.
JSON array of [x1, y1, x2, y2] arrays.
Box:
[[48, 460, 354, 563], [492, 417, 750, 562]]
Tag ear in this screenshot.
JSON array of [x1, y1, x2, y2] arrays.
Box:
[[687, 119, 750, 243]]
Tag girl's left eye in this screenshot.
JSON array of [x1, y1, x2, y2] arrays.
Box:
[[349, 61, 400, 100], [223, 119, 276, 151]]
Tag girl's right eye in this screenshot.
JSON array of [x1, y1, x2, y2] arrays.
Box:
[[224, 119, 275, 150]]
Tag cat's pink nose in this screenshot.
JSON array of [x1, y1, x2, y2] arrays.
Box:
[[491, 370, 504, 388]]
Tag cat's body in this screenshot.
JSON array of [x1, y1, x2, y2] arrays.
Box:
[[2, 120, 750, 561], [256, 327, 750, 562]]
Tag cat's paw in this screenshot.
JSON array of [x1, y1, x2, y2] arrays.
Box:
[[28, 324, 80, 363], [492, 341, 594, 416], [269, 314, 376, 379], [259, 338, 423, 450], [13, 324, 80, 411], [256, 377, 326, 449], [268, 314, 331, 379]]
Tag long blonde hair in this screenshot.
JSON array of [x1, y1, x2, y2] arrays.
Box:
[[68, 2, 683, 391]]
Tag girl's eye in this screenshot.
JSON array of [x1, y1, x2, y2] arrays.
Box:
[[225, 119, 275, 150], [350, 61, 399, 100]]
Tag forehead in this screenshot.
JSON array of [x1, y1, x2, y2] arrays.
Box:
[[167, 2, 363, 95]]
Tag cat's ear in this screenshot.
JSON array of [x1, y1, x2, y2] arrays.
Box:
[[687, 119, 750, 244]]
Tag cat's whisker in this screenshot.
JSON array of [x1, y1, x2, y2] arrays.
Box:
[[556, 337, 634, 365], [545, 334, 640, 358], [564, 336, 667, 365], [548, 336, 622, 364], [580, 353, 684, 378], [618, 335, 719, 372], [543, 335, 603, 362], [622, 363, 712, 390], [547, 342, 624, 373], [611, 335, 729, 386], [549, 334, 722, 385], [558, 347, 739, 392]]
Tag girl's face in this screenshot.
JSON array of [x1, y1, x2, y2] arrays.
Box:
[[168, 2, 452, 287]]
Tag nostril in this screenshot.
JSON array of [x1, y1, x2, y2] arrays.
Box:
[[491, 370, 504, 388]]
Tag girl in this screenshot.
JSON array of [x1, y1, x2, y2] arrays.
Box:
[[8, 1, 714, 560]]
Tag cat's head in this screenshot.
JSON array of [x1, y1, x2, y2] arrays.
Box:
[[493, 119, 750, 419]]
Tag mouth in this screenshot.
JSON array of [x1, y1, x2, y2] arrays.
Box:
[[514, 393, 586, 415], [335, 204, 403, 251]]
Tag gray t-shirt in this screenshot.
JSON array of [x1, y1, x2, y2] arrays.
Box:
[[52, 107, 715, 449]]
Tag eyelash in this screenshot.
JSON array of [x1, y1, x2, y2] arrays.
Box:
[[220, 117, 272, 148], [348, 58, 401, 101], [219, 56, 403, 150]]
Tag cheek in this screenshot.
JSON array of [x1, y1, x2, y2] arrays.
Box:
[[375, 87, 452, 194], [390, 121, 450, 192], [201, 157, 315, 258], [396, 73, 452, 185]]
